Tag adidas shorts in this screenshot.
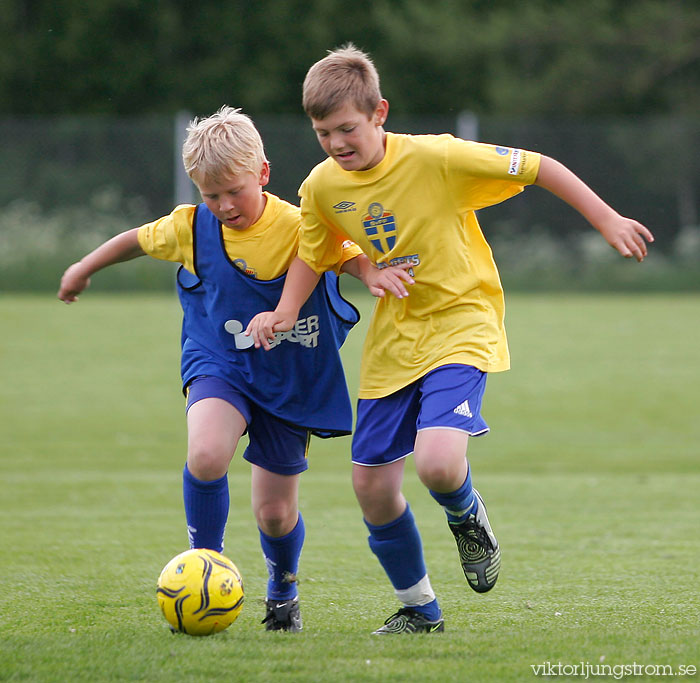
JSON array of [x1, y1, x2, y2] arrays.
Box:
[[351, 364, 489, 466], [186, 375, 309, 476]]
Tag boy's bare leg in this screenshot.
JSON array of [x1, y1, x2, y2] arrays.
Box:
[[251, 466, 300, 538], [183, 397, 246, 552], [352, 458, 406, 525], [252, 466, 304, 633], [353, 458, 444, 633], [413, 428, 469, 492], [415, 428, 500, 593], [186, 397, 246, 480]]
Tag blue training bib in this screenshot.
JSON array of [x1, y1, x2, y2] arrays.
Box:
[[177, 204, 359, 437]]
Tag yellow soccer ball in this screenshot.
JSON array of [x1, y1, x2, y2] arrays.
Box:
[[156, 548, 244, 636]]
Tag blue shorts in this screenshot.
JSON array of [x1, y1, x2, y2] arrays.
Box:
[[186, 376, 310, 476], [351, 364, 489, 466]]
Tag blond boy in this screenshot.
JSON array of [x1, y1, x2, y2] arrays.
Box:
[[58, 105, 404, 631]]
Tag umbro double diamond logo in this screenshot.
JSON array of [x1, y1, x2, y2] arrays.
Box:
[[333, 201, 356, 213]]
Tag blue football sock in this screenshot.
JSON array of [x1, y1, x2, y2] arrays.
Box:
[[429, 468, 476, 524], [365, 504, 441, 621], [182, 463, 229, 553], [259, 513, 305, 601]]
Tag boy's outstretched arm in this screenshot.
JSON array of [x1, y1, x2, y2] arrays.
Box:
[[58, 228, 145, 302], [535, 155, 654, 262], [246, 257, 321, 350], [246, 253, 415, 351]]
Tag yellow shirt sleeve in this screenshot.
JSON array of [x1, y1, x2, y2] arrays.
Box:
[[298, 180, 351, 275], [136, 197, 360, 280], [337, 240, 364, 273], [446, 138, 541, 212], [137, 204, 197, 272]]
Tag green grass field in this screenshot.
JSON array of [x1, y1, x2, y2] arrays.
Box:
[[1, 292, 698, 682]]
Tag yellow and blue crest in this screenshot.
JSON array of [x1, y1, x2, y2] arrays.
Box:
[[362, 202, 397, 253]]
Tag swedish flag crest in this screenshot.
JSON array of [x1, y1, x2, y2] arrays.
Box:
[[362, 203, 397, 253]]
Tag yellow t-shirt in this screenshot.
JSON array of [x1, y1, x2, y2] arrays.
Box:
[[298, 133, 541, 399], [137, 191, 361, 280]]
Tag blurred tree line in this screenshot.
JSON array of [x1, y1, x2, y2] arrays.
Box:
[[1, 0, 698, 292], [3, 0, 698, 118]]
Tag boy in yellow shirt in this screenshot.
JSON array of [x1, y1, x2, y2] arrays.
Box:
[[58, 105, 404, 632], [248, 46, 654, 634]]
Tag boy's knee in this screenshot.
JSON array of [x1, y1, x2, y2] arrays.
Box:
[[415, 458, 464, 492], [352, 468, 384, 501], [256, 501, 297, 537], [187, 442, 231, 481]]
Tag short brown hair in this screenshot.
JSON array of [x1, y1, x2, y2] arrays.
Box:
[[302, 44, 382, 120], [182, 106, 268, 186]]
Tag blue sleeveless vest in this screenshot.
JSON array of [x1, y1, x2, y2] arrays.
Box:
[[177, 204, 360, 437]]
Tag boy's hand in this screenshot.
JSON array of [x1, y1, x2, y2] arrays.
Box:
[[598, 214, 655, 262], [57, 229, 145, 303], [58, 263, 91, 303], [535, 156, 654, 263], [363, 262, 415, 299], [245, 310, 298, 351]]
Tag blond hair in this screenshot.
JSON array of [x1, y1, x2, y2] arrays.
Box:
[[302, 44, 382, 120], [182, 106, 268, 185]]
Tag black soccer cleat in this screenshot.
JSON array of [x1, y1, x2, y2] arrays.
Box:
[[261, 597, 303, 632], [372, 607, 445, 635], [449, 489, 501, 593]]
